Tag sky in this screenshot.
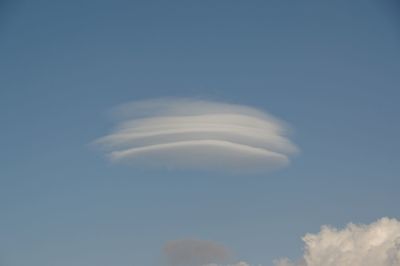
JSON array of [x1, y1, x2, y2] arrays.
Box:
[[0, 0, 400, 265]]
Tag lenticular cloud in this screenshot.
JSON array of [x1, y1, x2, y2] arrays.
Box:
[[95, 98, 297, 171]]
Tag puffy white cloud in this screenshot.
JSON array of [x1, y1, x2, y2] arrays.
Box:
[[163, 239, 231, 266], [275, 217, 400, 266], [95, 98, 297, 172]]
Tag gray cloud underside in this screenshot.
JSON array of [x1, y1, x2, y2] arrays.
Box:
[[163, 239, 231, 266]]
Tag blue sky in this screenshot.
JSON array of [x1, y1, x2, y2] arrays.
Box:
[[1, 0, 400, 265]]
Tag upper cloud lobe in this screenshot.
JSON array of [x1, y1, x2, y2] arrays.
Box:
[[95, 98, 298, 172]]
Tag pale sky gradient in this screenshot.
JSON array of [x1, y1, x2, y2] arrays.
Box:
[[1, 0, 400, 265]]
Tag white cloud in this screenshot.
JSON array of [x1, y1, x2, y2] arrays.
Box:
[[275, 217, 400, 266], [95, 98, 297, 172]]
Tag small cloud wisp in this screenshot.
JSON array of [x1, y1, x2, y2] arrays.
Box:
[[163, 239, 232, 266]]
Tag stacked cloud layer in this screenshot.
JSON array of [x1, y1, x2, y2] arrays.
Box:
[[95, 98, 297, 171]]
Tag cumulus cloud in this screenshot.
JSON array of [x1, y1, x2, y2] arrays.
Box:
[[275, 217, 400, 266], [95, 98, 297, 172], [163, 239, 232, 266]]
